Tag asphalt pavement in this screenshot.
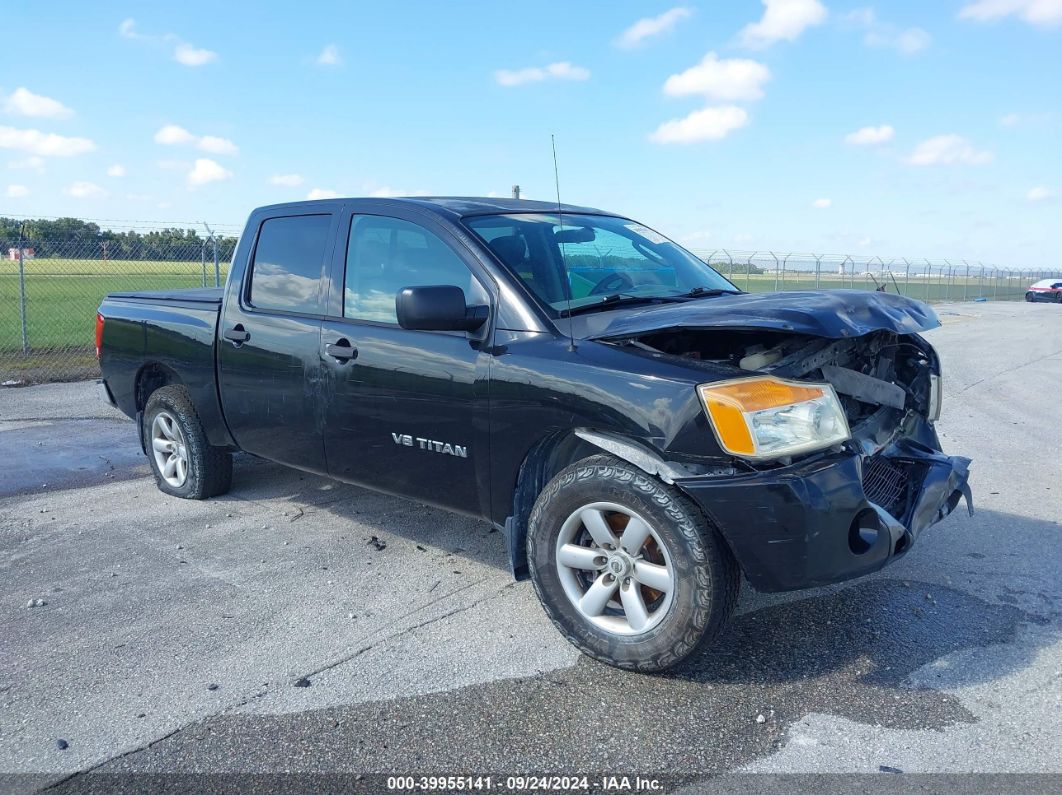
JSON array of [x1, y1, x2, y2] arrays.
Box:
[[0, 301, 1059, 791]]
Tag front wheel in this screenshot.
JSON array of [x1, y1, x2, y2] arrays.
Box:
[[527, 455, 739, 672], [143, 385, 232, 499]]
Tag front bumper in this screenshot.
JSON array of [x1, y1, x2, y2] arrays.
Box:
[[676, 435, 972, 593]]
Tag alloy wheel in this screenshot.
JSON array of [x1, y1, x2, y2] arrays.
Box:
[[554, 501, 675, 635], [151, 411, 189, 488]]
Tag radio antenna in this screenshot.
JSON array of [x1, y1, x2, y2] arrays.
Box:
[[552, 134, 576, 352]]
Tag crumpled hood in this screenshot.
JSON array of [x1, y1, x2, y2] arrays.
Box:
[[587, 290, 940, 340]]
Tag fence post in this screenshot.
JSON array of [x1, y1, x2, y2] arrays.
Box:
[[213, 236, 220, 287], [903, 259, 911, 296], [200, 241, 207, 288], [17, 239, 29, 354], [746, 252, 755, 292], [963, 261, 970, 302], [978, 263, 985, 299], [814, 254, 822, 290]]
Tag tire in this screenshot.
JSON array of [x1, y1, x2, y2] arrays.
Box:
[[1026, 292, 1034, 302], [527, 454, 739, 672], [142, 385, 232, 500]]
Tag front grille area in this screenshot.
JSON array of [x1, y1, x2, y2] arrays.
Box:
[[862, 455, 911, 519]]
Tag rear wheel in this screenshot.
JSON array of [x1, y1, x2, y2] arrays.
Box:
[[527, 454, 739, 672], [143, 385, 232, 499], [1026, 292, 1035, 302]]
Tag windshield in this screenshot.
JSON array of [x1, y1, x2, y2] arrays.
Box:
[[464, 213, 738, 315]]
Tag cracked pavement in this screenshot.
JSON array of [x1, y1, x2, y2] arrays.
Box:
[[1, 302, 1060, 789]]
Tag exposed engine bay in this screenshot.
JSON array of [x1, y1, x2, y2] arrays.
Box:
[[631, 328, 937, 438]]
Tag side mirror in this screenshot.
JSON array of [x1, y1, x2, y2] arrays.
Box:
[[396, 285, 488, 332]]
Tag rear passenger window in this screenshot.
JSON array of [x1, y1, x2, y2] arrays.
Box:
[[248, 214, 331, 314]]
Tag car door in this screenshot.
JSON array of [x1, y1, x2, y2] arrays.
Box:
[[218, 209, 339, 474], [320, 208, 494, 517]]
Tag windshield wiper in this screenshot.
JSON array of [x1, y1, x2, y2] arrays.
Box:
[[560, 294, 684, 317], [677, 286, 743, 299]]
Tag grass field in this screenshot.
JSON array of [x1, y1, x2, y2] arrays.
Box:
[[1, 260, 229, 352], [0, 257, 1034, 381]]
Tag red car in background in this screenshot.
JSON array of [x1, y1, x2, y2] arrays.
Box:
[[1025, 278, 1062, 303]]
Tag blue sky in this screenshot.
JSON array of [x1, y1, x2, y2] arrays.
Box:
[[1, 0, 1059, 263]]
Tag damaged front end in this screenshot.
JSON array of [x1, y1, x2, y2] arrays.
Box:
[[598, 295, 973, 592]]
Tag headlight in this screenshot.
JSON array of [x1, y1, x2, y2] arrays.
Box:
[[928, 373, 942, 422], [698, 377, 851, 460]]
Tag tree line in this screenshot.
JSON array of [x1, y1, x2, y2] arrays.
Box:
[[0, 217, 238, 261]]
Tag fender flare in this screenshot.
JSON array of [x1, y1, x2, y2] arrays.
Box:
[[573, 429, 698, 485]]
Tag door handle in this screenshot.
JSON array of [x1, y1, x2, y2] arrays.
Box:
[[325, 338, 358, 361], [224, 324, 250, 344]]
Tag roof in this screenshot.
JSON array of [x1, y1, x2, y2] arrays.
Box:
[[254, 196, 611, 220]]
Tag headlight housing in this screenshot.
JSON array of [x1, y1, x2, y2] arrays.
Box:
[[698, 376, 851, 460], [928, 373, 942, 422]]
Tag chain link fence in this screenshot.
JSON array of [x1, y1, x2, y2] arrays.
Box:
[[2, 237, 235, 384], [1, 238, 1059, 384], [689, 250, 1059, 304]]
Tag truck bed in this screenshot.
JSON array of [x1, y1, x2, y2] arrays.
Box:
[[105, 287, 223, 304]]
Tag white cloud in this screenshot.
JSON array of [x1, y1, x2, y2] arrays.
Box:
[[844, 124, 895, 145], [906, 134, 994, 166], [7, 155, 45, 170], [649, 106, 749, 144], [958, 0, 1062, 26], [64, 181, 108, 199], [370, 187, 404, 198], [187, 158, 232, 188], [0, 125, 95, 157], [174, 43, 217, 66], [739, 0, 828, 48], [616, 7, 693, 49], [843, 7, 877, 26], [271, 173, 304, 187], [120, 18, 219, 66], [316, 44, 343, 66], [812, 197, 832, 208], [866, 26, 932, 53], [3, 87, 74, 120], [999, 112, 1021, 127], [663, 52, 771, 101], [1027, 186, 1055, 202], [106, 164, 126, 177], [197, 135, 238, 155], [895, 27, 932, 52], [307, 187, 340, 200], [679, 230, 713, 243], [847, 9, 931, 54], [154, 125, 238, 155], [495, 61, 590, 87], [5, 184, 29, 198], [154, 124, 196, 145]]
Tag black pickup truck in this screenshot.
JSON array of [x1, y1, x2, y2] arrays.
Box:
[[97, 197, 971, 671]]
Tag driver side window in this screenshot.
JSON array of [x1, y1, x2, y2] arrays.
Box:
[[344, 215, 487, 324]]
